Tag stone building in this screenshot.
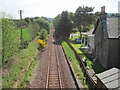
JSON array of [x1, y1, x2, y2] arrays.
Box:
[[93, 6, 120, 69]]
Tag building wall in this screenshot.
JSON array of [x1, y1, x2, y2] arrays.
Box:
[[102, 35, 109, 68], [94, 21, 109, 68], [118, 37, 120, 69], [94, 22, 108, 68], [108, 39, 119, 68]]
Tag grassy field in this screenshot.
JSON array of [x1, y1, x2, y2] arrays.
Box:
[[62, 41, 88, 89], [2, 38, 39, 88], [22, 28, 31, 42]]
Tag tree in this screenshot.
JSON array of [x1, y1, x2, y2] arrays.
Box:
[[53, 11, 73, 39], [25, 17, 31, 24], [74, 6, 94, 32], [53, 14, 61, 30], [34, 17, 50, 33], [2, 18, 20, 62]]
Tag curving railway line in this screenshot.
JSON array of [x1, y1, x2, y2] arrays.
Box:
[[30, 26, 78, 89]]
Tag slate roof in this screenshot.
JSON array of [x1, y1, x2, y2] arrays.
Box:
[[93, 16, 120, 38], [96, 68, 120, 89], [107, 17, 119, 38]]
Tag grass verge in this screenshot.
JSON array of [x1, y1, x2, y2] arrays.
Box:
[[2, 38, 39, 88], [69, 38, 105, 73], [62, 41, 88, 89]]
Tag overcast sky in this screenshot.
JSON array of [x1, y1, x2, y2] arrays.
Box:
[[0, 0, 119, 19]]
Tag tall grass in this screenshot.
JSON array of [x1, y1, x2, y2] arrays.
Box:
[[62, 41, 88, 89]]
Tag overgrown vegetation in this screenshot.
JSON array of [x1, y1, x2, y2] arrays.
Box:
[[62, 41, 88, 89], [2, 16, 50, 62], [2, 18, 20, 62], [2, 16, 51, 88], [2, 38, 39, 88]]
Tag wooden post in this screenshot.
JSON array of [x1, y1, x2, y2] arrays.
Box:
[[19, 10, 23, 45]]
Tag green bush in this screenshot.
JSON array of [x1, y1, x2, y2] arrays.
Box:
[[27, 23, 40, 39], [34, 17, 50, 33], [38, 29, 48, 40], [2, 18, 20, 62]]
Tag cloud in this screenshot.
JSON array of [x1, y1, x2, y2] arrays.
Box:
[[0, 0, 119, 18]]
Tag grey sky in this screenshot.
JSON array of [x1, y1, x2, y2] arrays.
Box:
[[0, 0, 119, 19]]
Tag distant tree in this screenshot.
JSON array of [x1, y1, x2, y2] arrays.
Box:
[[34, 17, 39, 19], [25, 17, 31, 24], [111, 14, 115, 17], [34, 17, 50, 33], [30, 18, 34, 22]]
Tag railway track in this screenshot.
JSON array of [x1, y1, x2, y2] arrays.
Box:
[[46, 36, 62, 89], [30, 26, 77, 89]]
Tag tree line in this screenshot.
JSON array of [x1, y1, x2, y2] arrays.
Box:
[[53, 6, 98, 40]]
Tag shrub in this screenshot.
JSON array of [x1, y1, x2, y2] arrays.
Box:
[[2, 18, 20, 62], [38, 29, 48, 40], [37, 39, 47, 50]]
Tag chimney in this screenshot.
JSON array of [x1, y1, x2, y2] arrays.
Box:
[[100, 6, 107, 21], [101, 6, 105, 14]]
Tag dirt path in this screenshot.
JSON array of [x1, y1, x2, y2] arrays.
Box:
[[29, 26, 77, 89]]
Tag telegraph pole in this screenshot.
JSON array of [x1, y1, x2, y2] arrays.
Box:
[[18, 10, 23, 46]]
